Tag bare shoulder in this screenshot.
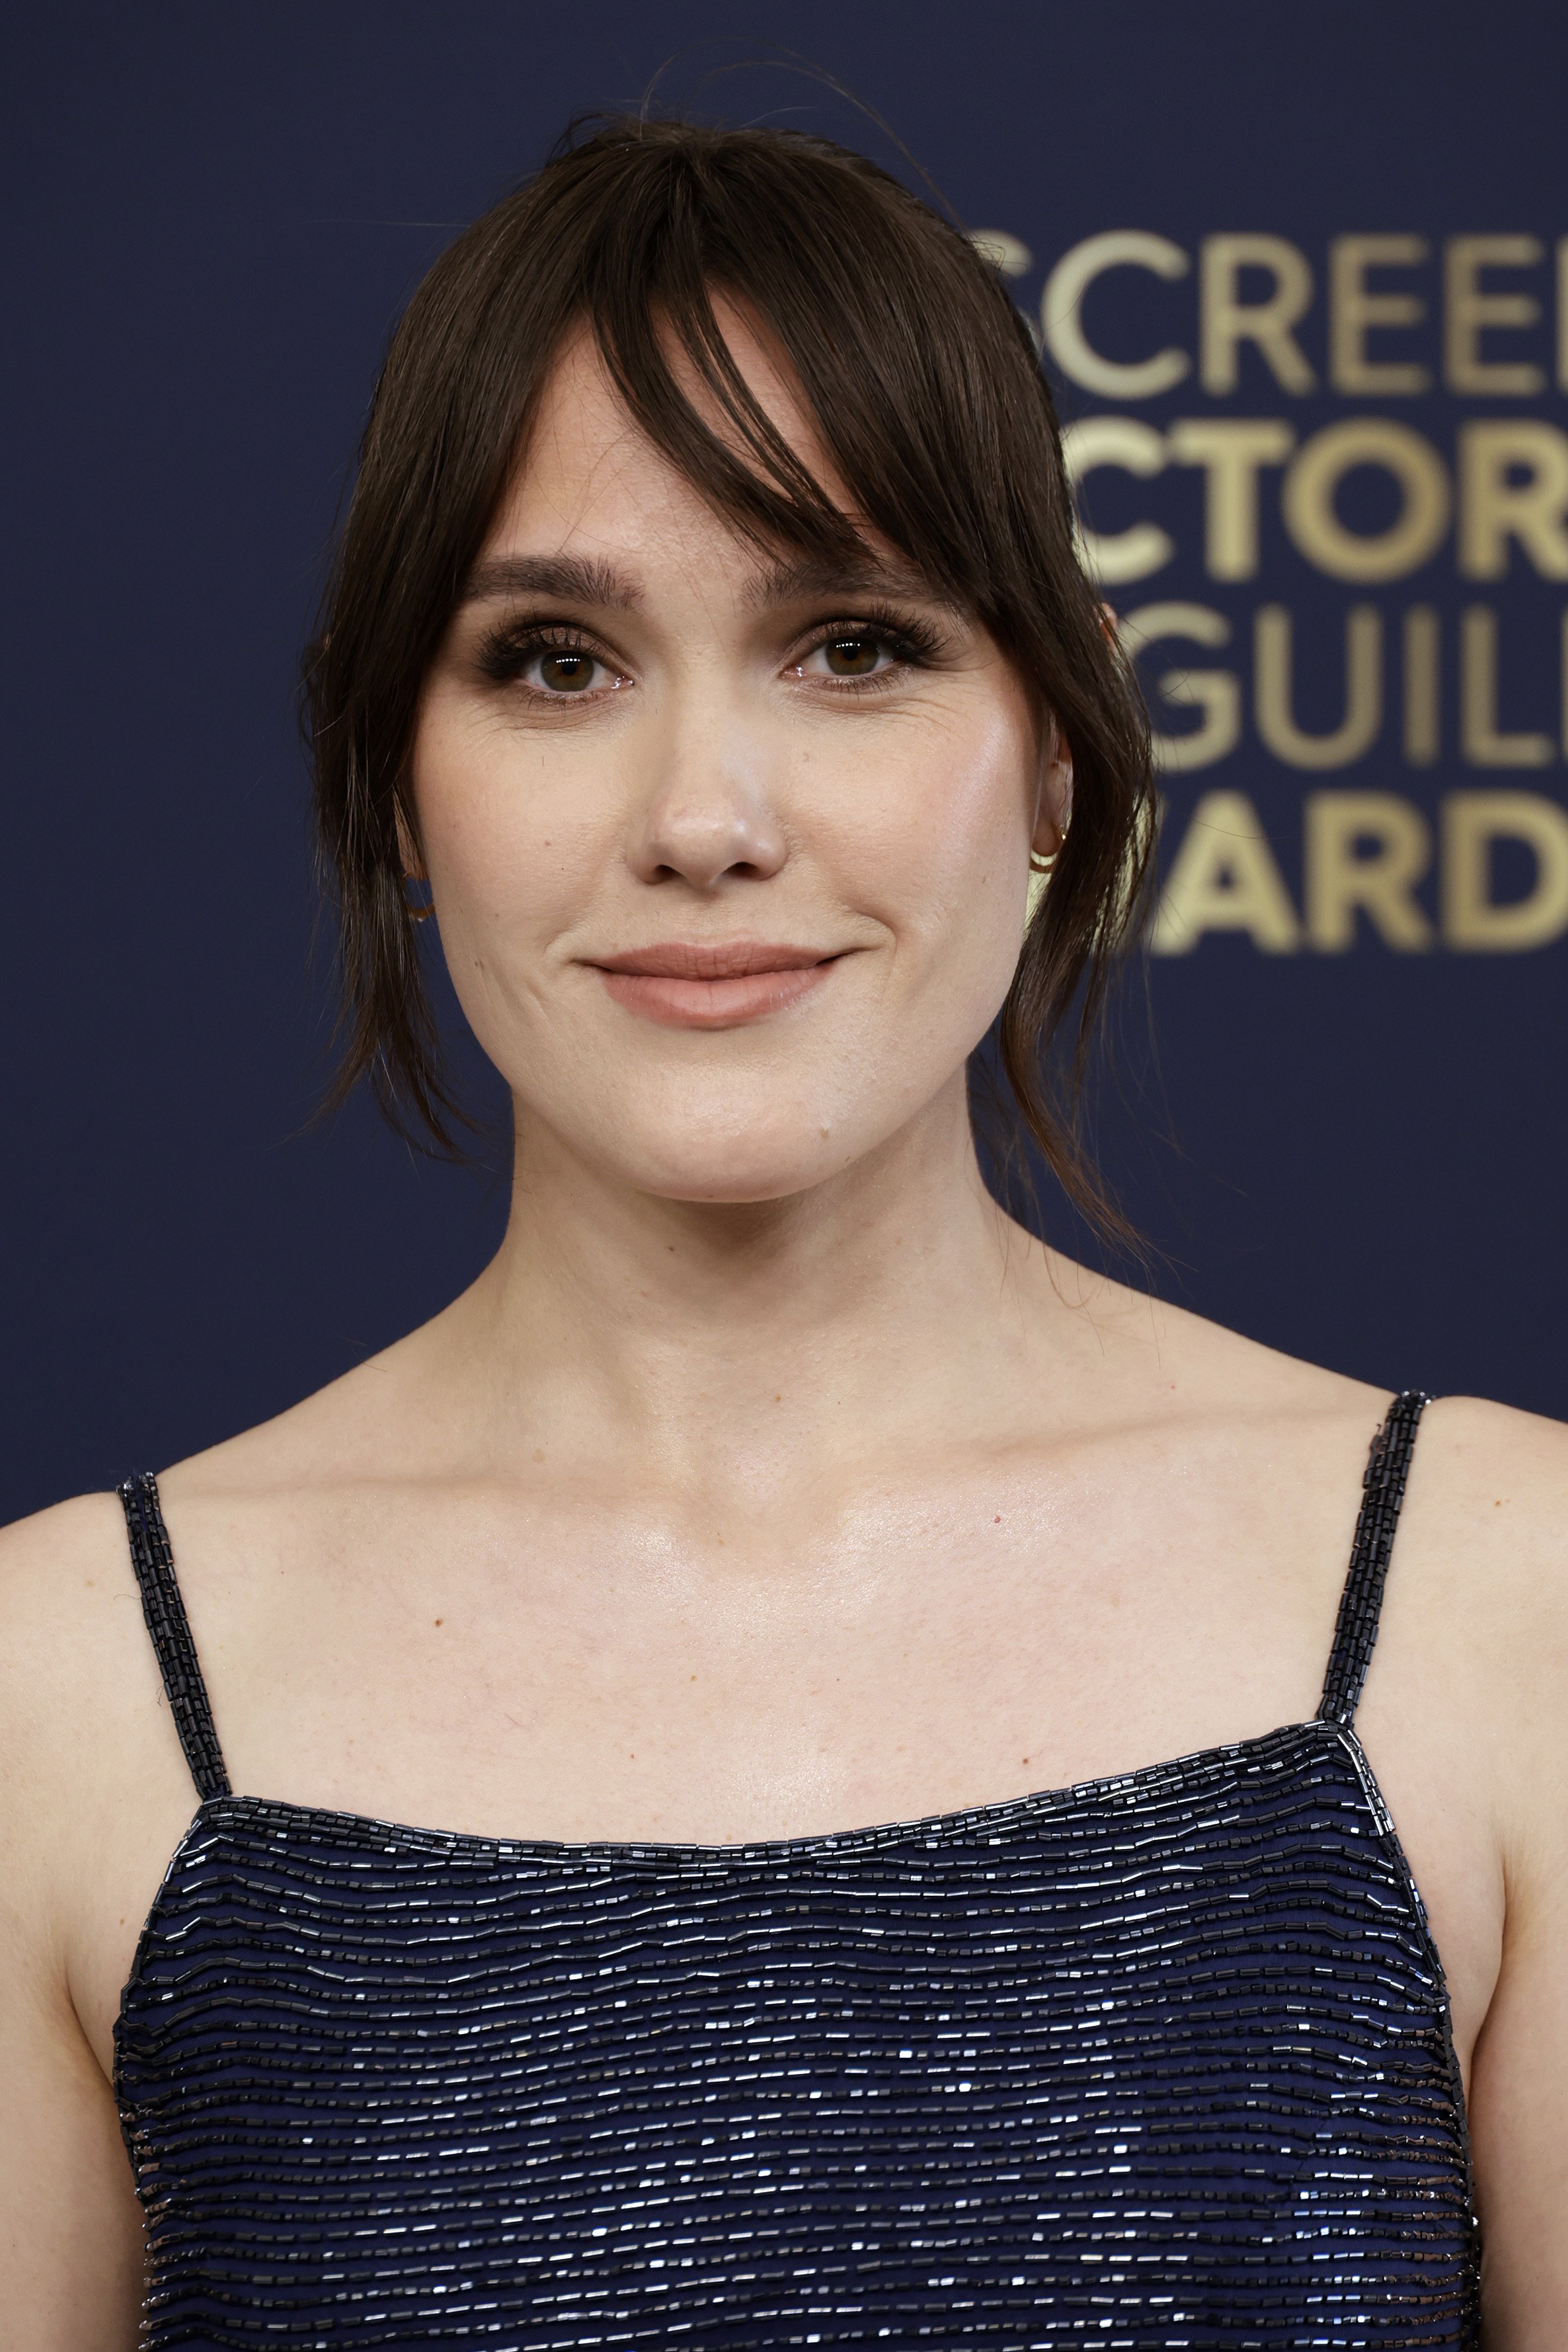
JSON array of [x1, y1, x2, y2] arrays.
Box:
[[1133, 1287, 1568, 1650], [1415, 1388, 1568, 1511], [1065, 1267, 1568, 1810], [0, 1491, 165, 1932], [0, 1493, 153, 2345], [0, 1491, 146, 1762], [156, 1311, 460, 1512], [1399, 1392, 1568, 1694], [0, 1353, 393, 1822], [0, 1311, 456, 1871], [1044, 1253, 1392, 1437], [0, 1487, 130, 1594]]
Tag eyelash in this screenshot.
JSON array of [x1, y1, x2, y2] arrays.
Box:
[[793, 606, 947, 687], [473, 608, 947, 699], [475, 622, 619, 691]]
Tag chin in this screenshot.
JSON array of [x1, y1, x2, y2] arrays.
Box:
[[629, 1138, 853, 1208], [589, 1099, 863, 1206]]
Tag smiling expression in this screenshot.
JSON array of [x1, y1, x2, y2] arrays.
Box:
[[410, 309, 1069, 1204]]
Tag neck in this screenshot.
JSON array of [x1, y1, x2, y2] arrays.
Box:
[[430, 1072, 1069, 1501]]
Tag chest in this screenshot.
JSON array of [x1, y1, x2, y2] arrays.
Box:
[[200, 1458, 1354, 1845], [77, 1446, 1507, 2104], [116, 1730, 1479, 2349]]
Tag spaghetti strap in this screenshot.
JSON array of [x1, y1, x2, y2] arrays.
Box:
[[118, 1471, 231, 1802], [1318, 1390, 1431, 1727]]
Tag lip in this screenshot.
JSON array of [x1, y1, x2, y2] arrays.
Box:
[[586, 939, 844, 1029]]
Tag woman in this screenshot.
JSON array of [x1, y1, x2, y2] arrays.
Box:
[[1, 114, 1562, 2349]]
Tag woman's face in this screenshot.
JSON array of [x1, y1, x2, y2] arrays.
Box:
[[412, 311, 1067, 1204]]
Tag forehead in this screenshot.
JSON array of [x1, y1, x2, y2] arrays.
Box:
[[487, 307, 854, 572]]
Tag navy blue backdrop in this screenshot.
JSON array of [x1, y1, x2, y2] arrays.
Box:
[[5, 0, 1563, 1526]]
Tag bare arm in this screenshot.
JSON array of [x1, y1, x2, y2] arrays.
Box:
[[1471, 1848, 1568, 2345], [0, 1931, 144, 2348], [0, 1497, 167, 2349], [1429, 1404, 1568, 2345]]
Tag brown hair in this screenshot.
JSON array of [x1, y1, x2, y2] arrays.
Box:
[[305, 112, 1155, 1230]]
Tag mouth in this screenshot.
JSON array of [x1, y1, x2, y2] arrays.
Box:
[[585, 940, 845, 1030]]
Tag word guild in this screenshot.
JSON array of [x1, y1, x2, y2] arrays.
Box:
[[979, 227, 1568, 953]]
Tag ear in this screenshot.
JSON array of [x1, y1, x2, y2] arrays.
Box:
[[1031, 718, 1074, 865]]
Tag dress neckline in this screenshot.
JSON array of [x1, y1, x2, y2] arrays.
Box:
[[171, 1712, 1351, 1867]]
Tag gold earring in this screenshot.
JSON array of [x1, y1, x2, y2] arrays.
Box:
[[403, 878, 435, 924]]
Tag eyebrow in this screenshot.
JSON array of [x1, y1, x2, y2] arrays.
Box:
[[460, 554, 641, 609], [742, 553, 958, 611], [458, 547, 960, 617]]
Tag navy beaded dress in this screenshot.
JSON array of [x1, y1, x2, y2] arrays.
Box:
[[114, 1391, 1478, 2347]]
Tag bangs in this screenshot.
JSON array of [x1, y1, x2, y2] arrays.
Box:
[[309, 114, 1154, 1234], [557, 130, 1055, 633]]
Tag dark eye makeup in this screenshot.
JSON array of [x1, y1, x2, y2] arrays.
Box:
[[793, 605, 948, 682], [474, 621, 623, 694], [469, 603, 951, 700]]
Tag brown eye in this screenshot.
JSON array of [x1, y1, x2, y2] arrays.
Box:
[[822, 635, 882, 677], [538, 650, 598, 692]]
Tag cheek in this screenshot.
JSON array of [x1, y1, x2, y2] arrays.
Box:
[[412, 699, 607, 968], [844, 703, 1036, 978], [406, 701, 633, 1103]]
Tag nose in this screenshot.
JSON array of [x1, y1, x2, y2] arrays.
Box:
[[627, 701, 790, 892]]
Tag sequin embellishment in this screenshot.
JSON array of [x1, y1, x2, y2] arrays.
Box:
[[114, 1394, 1478, 2347]]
